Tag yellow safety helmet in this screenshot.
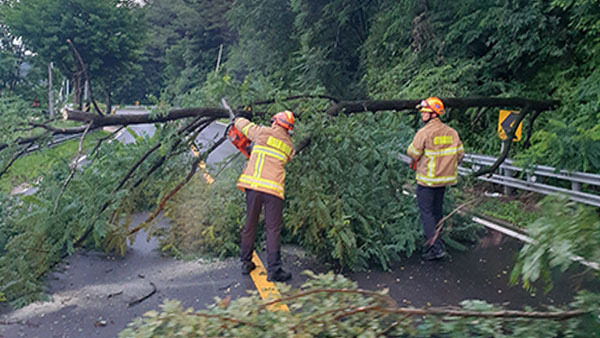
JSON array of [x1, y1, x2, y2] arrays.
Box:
[[416, 97, 445, 115]]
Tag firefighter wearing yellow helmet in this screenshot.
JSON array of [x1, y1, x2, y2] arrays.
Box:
[[407, 97, 464, 260]]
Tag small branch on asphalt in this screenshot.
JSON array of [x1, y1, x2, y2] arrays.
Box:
[[127, 282, 156, 307], [107, 290, 123, 299], [291, 304, 382, 332], [0, 320, 40, 328], [376, 306, 586, 320]]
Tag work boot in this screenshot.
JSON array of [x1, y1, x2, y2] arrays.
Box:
[[267, 268, 292, 282], [241, 261, 256, 275], [422, 248, 446, 261]]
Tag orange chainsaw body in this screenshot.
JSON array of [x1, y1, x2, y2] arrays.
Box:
[[227, 124, 251, 159]]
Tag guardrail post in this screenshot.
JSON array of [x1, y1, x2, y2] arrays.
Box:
[[502, 167, 514, 195], [572, 181, 581, 192]]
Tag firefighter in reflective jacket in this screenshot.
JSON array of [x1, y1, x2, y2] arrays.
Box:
[[407, 97, 464, 260], [235, 110, 295, 282]]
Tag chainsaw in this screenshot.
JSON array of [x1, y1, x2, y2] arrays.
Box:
[[221, 98, 252, 159]]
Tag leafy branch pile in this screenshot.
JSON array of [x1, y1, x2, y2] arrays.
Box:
[[511, 196, 600, 293], [119, 271, 600, 337], [0, 120, 194, 307]]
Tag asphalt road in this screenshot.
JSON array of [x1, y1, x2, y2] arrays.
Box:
[[2, 108, 598, 337], [2, 219, 596, 337]]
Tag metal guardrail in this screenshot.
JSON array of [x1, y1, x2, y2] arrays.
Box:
[[399, 153, 600, 207]]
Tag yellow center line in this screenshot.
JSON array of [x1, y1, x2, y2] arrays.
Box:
[[250, 251, 289, 312], [190, 144, 214, 184], [190, 143, 287, 311]]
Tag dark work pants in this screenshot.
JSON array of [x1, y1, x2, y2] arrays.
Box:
[[240, 189, 284, 272], [416, 185, 446, 253]]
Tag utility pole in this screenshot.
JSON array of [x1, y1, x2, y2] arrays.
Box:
[[215, 44, 223, 73], [48, 62, 54, 118]]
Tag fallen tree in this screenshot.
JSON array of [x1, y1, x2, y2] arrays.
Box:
[[0, 92, 560, 307]]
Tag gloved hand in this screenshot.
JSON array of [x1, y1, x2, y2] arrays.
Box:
[[409, 159, 417, 171]]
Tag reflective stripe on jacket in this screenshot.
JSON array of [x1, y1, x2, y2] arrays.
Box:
[[235, 118, 294, 199], [407, 118, 464, 187]]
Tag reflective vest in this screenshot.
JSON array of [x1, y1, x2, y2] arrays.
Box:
[[407, 118, 464, 187], [235, 118, 294, 199]]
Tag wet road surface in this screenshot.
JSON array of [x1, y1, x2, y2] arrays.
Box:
[[2, 215, 597, 337], [349, 229, 599, 310]]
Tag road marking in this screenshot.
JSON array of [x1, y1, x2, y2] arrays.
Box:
[[250, 251, 289, 312]]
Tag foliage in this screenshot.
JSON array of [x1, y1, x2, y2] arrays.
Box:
[[0, 122, 194, 306], [476, 195, 541, 227], [160, 167, 246, 259], [142, 0, 233, 104], [511, 195, 600, 293], [515, 118, 600, 172], [226, 0, 298, 88], [120, 271, 600, 337], [285, 109, 478, 271], [0, 130, 110, 192], [1, 0, 146, 104], [0, 95, 43, 143], [0, 20, 26, 92], [217, 0, 600, 173]]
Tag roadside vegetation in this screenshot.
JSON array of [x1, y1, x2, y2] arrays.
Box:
[[0, 130, 109, 192], [1, 0, 599, 335]]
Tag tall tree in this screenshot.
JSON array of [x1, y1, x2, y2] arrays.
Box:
[[143, 0, 233, 103], [2, 0, 146, 110], [0, 20, 25, 92]]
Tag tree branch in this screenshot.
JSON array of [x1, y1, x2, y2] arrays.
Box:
[[52, 123, 92, 214], [0, 140, 36, 178], [250, 94, 341, 107], [66, 39, 103, 116], [471, 106, 530, 177], [63, 107, 233, 127], [326, 97, 558, 116], [127, 134, 227, 236]]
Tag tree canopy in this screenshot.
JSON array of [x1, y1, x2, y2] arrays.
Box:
[[2, 0, 146, 108]]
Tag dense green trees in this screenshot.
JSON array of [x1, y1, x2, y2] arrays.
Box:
[[2, 0, 146, 108]]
